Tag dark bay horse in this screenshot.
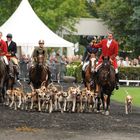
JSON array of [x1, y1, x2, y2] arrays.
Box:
[[84, 53, 96, 90], [0, 56, 8, 102], [6, 60, 18, 90], [96, 56, 116, 115], [29, 54, 50, 89]]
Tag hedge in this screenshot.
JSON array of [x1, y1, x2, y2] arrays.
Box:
[[65, 62, 140, 82]]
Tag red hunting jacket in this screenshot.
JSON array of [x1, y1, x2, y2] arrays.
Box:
[[0, 39, 8, 56], [92, 39, 119, 69]]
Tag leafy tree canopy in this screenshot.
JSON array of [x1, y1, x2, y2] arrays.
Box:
[[96, 0, 140, 57], [0, 0, 90, 32]]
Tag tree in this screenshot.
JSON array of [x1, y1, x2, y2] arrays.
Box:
[[30, 0, 89, 32], [95, 0, 140, 57], [129, 0, 140, 57], [0, 0, 89, 32], [97, 0, 133, 48], [0, 0, 20, 25]]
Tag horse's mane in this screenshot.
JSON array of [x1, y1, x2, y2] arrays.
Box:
[[97, 57, 115, 91]]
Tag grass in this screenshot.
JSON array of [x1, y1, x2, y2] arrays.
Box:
[[111, 87, 140, 107]]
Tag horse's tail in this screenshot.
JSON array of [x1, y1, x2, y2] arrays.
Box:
[[41, 81, 47, 87], [30, 83, 35, 92]]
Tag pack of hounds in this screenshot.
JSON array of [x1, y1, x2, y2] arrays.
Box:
[[5, 82, 133, 115], [5, 82, 99, 113]]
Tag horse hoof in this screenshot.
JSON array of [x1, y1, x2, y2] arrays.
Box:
[[96, 110, 100, 113], [105, 111, 109, 115], [101, 111, 105, 115]]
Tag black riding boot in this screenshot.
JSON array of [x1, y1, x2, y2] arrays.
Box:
[[14, 65, 20, 81], [81, 70, 85, 84], [6, 65, 12, 78], [16, 72, 20, 81], [6, 65, 9, 73], [48, 69, 51, 83], [115, 73, 119, 90]]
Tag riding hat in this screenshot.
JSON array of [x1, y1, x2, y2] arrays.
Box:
[[38, 40, 44, 44], [6, 33, 12, 38]]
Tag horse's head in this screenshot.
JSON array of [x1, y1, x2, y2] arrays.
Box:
[[37, 54, 45, 66], [89, 53, 96, 72], [98, 56, 111, 82], [102, 56, 111, 69]]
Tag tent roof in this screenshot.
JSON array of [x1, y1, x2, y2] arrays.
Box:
[[0, 0, 74, 48], [63, 18, 109, 36]]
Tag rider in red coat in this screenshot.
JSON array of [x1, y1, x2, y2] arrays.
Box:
[[92, 32, 119, 89]]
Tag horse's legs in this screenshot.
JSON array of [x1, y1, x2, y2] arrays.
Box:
[[86, 82, 90, 91], [101, 92, 104, 111], [105, 95, 110, 115], [95, 84, 101, 112]]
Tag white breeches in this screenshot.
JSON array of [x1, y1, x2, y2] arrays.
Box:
[[82, 61, 89, 71], [115, 68, 118, 74], [2, 56, 9, 65], [10, 57, 19, 65]]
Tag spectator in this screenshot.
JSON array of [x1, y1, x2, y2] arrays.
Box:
[[123, 56, 130, 67], [133, 58, 139, 67], [138, 55, 140, 65]]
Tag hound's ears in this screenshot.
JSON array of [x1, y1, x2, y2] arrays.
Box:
[[102, 56, 104, 60], [102, 56, 110, 60], [107, 56, 110, 60]]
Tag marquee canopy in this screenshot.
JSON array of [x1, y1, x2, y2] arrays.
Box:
[[0, 0, 74, 56]]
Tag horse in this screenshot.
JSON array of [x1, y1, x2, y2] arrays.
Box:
[[6, 60, 18, 90], [84, 53, 96, 90], [0, 56, 8, 102], [96, 56, 116, 115], [29, 54, 50, 89]]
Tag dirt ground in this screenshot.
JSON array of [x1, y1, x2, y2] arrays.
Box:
[[0, 83, 140, 140], [0, 101, 140, 140]]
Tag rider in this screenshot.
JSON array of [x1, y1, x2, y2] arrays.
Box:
[[6, 33, 20, 81], [81, 39, 98, 83], [91, 32, 119, 90], [32, 39, 51, 81], [0, 32, 9, 71], [32, 40, 47, 65]]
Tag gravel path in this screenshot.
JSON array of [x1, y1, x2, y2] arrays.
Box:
[[0, 83, 140, 140], [0, 100, 140, 140]]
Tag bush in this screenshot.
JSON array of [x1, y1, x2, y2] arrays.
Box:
[[119, 67, 140, 80], [65, 61, 82, 82], [66, 62, 140, 82]]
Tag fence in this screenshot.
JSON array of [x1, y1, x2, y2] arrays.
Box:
[[119, 80, 140, 86]]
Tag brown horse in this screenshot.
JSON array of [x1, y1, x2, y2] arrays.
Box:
[[29, 54, 50, 89], [6, 60, 18, 90], [84, 53, 96, 90], [0, 56, 8, 102], [96, 56, 116, 115]]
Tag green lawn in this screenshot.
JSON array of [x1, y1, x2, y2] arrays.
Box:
[[111, 87, 140, 107]]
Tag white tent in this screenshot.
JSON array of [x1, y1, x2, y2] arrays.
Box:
[[0, 0, 74, 56], [63, 18, 109, 36]]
